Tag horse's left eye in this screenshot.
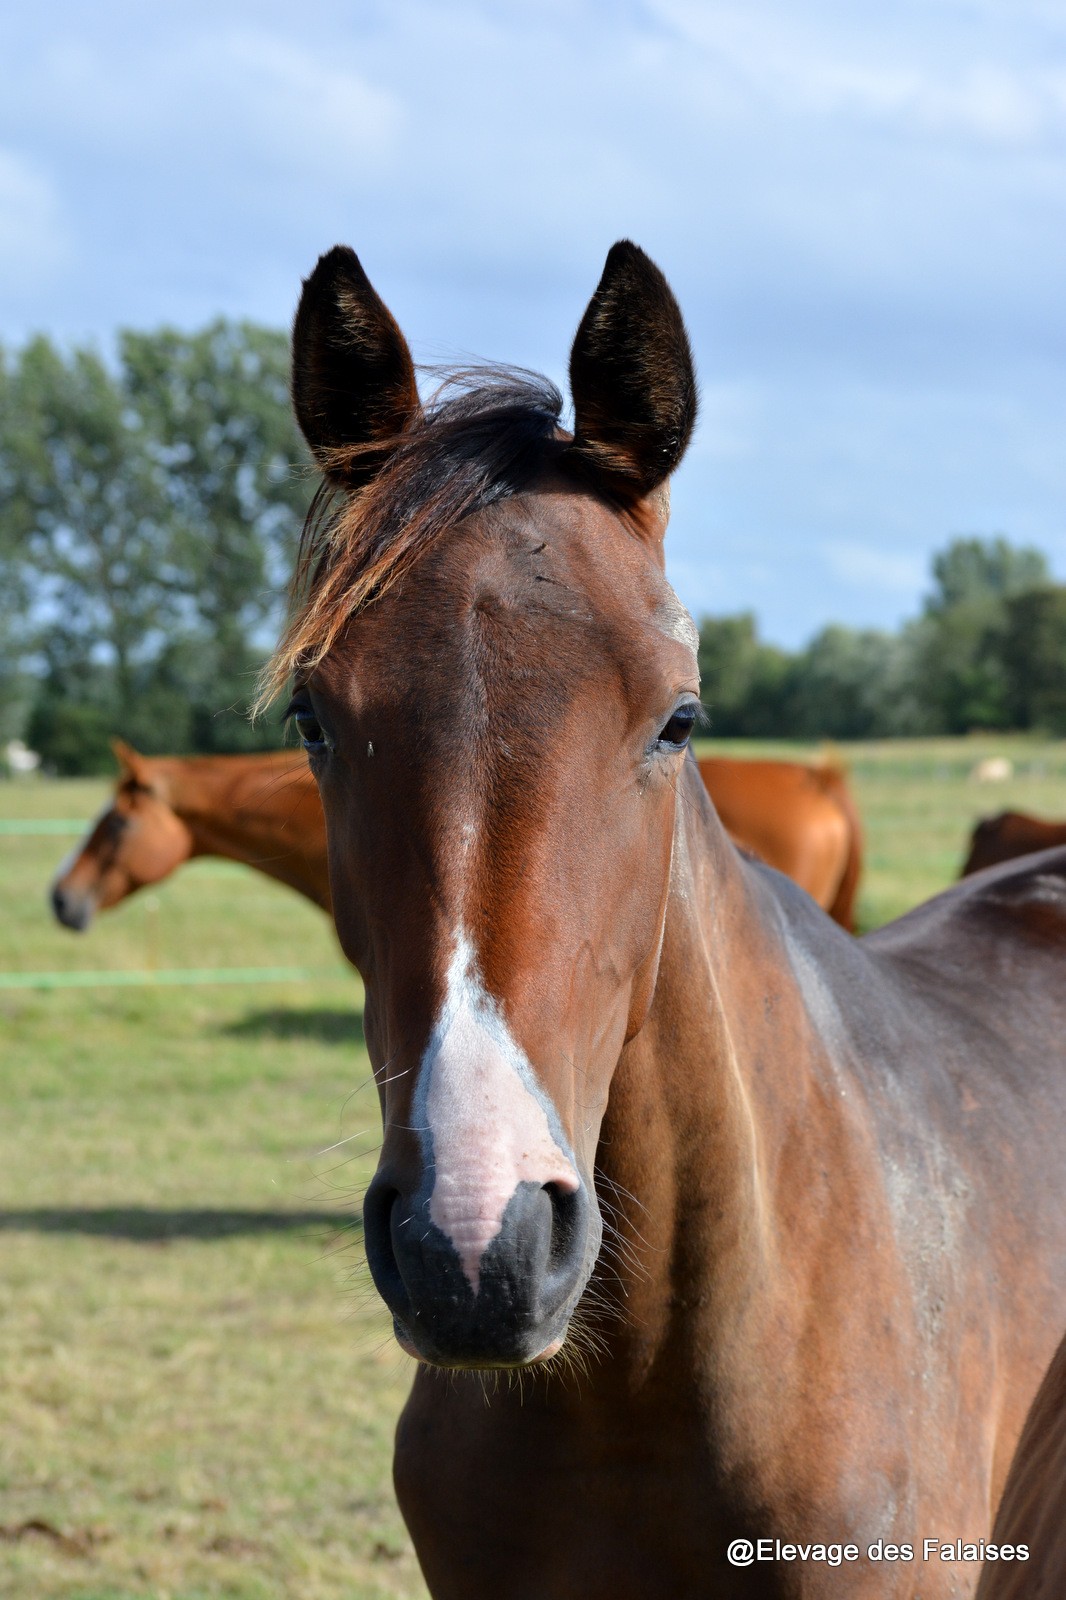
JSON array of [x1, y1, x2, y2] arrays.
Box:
[[657, 703, 698, 749], [296, 710, 329, 750], [286, 699, 331, 753]]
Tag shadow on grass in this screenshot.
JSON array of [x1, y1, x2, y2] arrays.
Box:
[[0, 1206, 362, 1241], [219, 1006, 365, 1046]]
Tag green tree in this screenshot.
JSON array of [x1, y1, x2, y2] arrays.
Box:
[[1001, 586, 1066, 733], [0, 347, 35, 748], [120, 321, 308, 665], [912, 536, 1052, 732], [0, 325, 312, 770], [697, 613, 792, 736], [1, 336, 175, 715], [926, 536, 1049, 615], [786, 625, 920, 739]]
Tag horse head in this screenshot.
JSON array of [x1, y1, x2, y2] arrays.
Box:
[[273, 242, 699, 1369], [50, 741, 194, 929]]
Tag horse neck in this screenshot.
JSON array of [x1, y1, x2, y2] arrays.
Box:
[[592, 761, 843, 1378], [160, 755, 329, 908]]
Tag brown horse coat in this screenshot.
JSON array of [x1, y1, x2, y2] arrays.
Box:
[[698, 754, 862, 930], [976, 1324, 1066, 1598], [52, 745, 861, 929], [269, 240, 1066, 1598], [50, 742, 329, 928], [961, 810, 1066, 878]]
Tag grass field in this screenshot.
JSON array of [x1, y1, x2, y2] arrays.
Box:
[[3, 737, 1066, 1599]]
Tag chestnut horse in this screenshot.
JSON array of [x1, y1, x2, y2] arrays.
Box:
[[51, 747, 861, 930], [50, 741, 329, 929], [267, 239, 1066, 1598], [700, 755, 861, 930], [961, 810, 1066, 879]]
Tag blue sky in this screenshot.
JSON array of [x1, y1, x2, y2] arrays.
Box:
[[2, 0, 1065, 644]]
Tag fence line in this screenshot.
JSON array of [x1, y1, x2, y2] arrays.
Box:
[[0, 966, 352, 991], [0, 820, 87, 835]]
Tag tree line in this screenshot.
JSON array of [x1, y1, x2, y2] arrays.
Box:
[[698, 538, 1066, 740], [1, 322, 1064, 772], [0, 323, 308, 772]]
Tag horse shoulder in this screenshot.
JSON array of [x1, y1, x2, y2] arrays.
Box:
[[978, 1327, 1066, 1597]]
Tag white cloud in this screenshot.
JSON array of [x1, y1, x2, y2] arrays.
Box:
[[652, 0, 1066, 146], [0, 149, 66, 290], [12, 26, 402, 173], [821, 541, 927, 595], [0, 0, 1064, 643]]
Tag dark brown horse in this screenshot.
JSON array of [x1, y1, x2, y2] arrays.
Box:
[[976, 1326, 1066, 1597], [266, 240, 1066, 1599], [50, 741, 329, 929], [51, 746, 861, 930], [961, 810, 1066, 879]]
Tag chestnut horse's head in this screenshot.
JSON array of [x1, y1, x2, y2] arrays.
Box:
[[278, 242, 698, 1367], [50, 742, 193, 929]]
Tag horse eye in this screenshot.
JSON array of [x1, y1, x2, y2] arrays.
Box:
[[293, 707, 329, 752], [657, 703, 698, 749]]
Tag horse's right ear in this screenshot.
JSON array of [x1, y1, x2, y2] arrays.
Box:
[[291, 246, 421, 488]]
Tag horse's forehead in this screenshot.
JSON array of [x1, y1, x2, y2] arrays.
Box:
[[339, 489, 694, 686]]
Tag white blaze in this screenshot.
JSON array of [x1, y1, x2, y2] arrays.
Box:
[[420, 933, 579, 1293]]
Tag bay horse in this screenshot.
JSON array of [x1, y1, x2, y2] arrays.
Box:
[[51, 746, 861, 930], [279, 241, 1066, 1597], [49, 741, 330, 929], [961, 810, 1066, 879], [976, 1319, 1066, 1598]]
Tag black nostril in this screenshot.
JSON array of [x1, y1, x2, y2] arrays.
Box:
[[51, 884, 91, 932], [362, 1171, 595, 1365], [362, 1176, 408, 1308], [543, 1182, 585, 1278]]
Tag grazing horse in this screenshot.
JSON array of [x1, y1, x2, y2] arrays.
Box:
[[267, 239, 1066, 1599], [975, 1324, 1066, 1598], [961, 810, 1066, 879], [50, 742, 330, 929], [51, 747, 861, 930]]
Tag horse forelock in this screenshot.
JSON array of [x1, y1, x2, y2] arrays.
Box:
[[258, 368, 565, 709]]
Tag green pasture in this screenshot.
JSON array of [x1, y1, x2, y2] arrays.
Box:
[[2, 738, 1066, 1599], [692, 732, 1066, 928]]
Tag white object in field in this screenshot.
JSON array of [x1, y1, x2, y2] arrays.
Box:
[[4, 740, 40, 774], [971, 757, 1013, 783]]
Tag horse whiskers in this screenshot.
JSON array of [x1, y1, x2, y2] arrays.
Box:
[[594, 1166, 650, 1219], [313, 1127, 377, 1156], [310, 1149, 382, 1182], [596, 1208, 653, 1274]]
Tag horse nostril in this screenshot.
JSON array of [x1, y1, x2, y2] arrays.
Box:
[[543, 1181, 584, 1276], [362, 1177, 406, 1305], [51, 884, 89, 931]]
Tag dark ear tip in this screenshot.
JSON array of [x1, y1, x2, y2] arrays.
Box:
[[601, 239, 666, 284], [605, 238, 646, 263], [300, 245, 370, 301]]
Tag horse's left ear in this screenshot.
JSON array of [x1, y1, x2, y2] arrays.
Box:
[[291, 246, 422, 488], [567, 241, 697, 532], [111, 738, 154, 790], [111, 738, 142, 777]]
